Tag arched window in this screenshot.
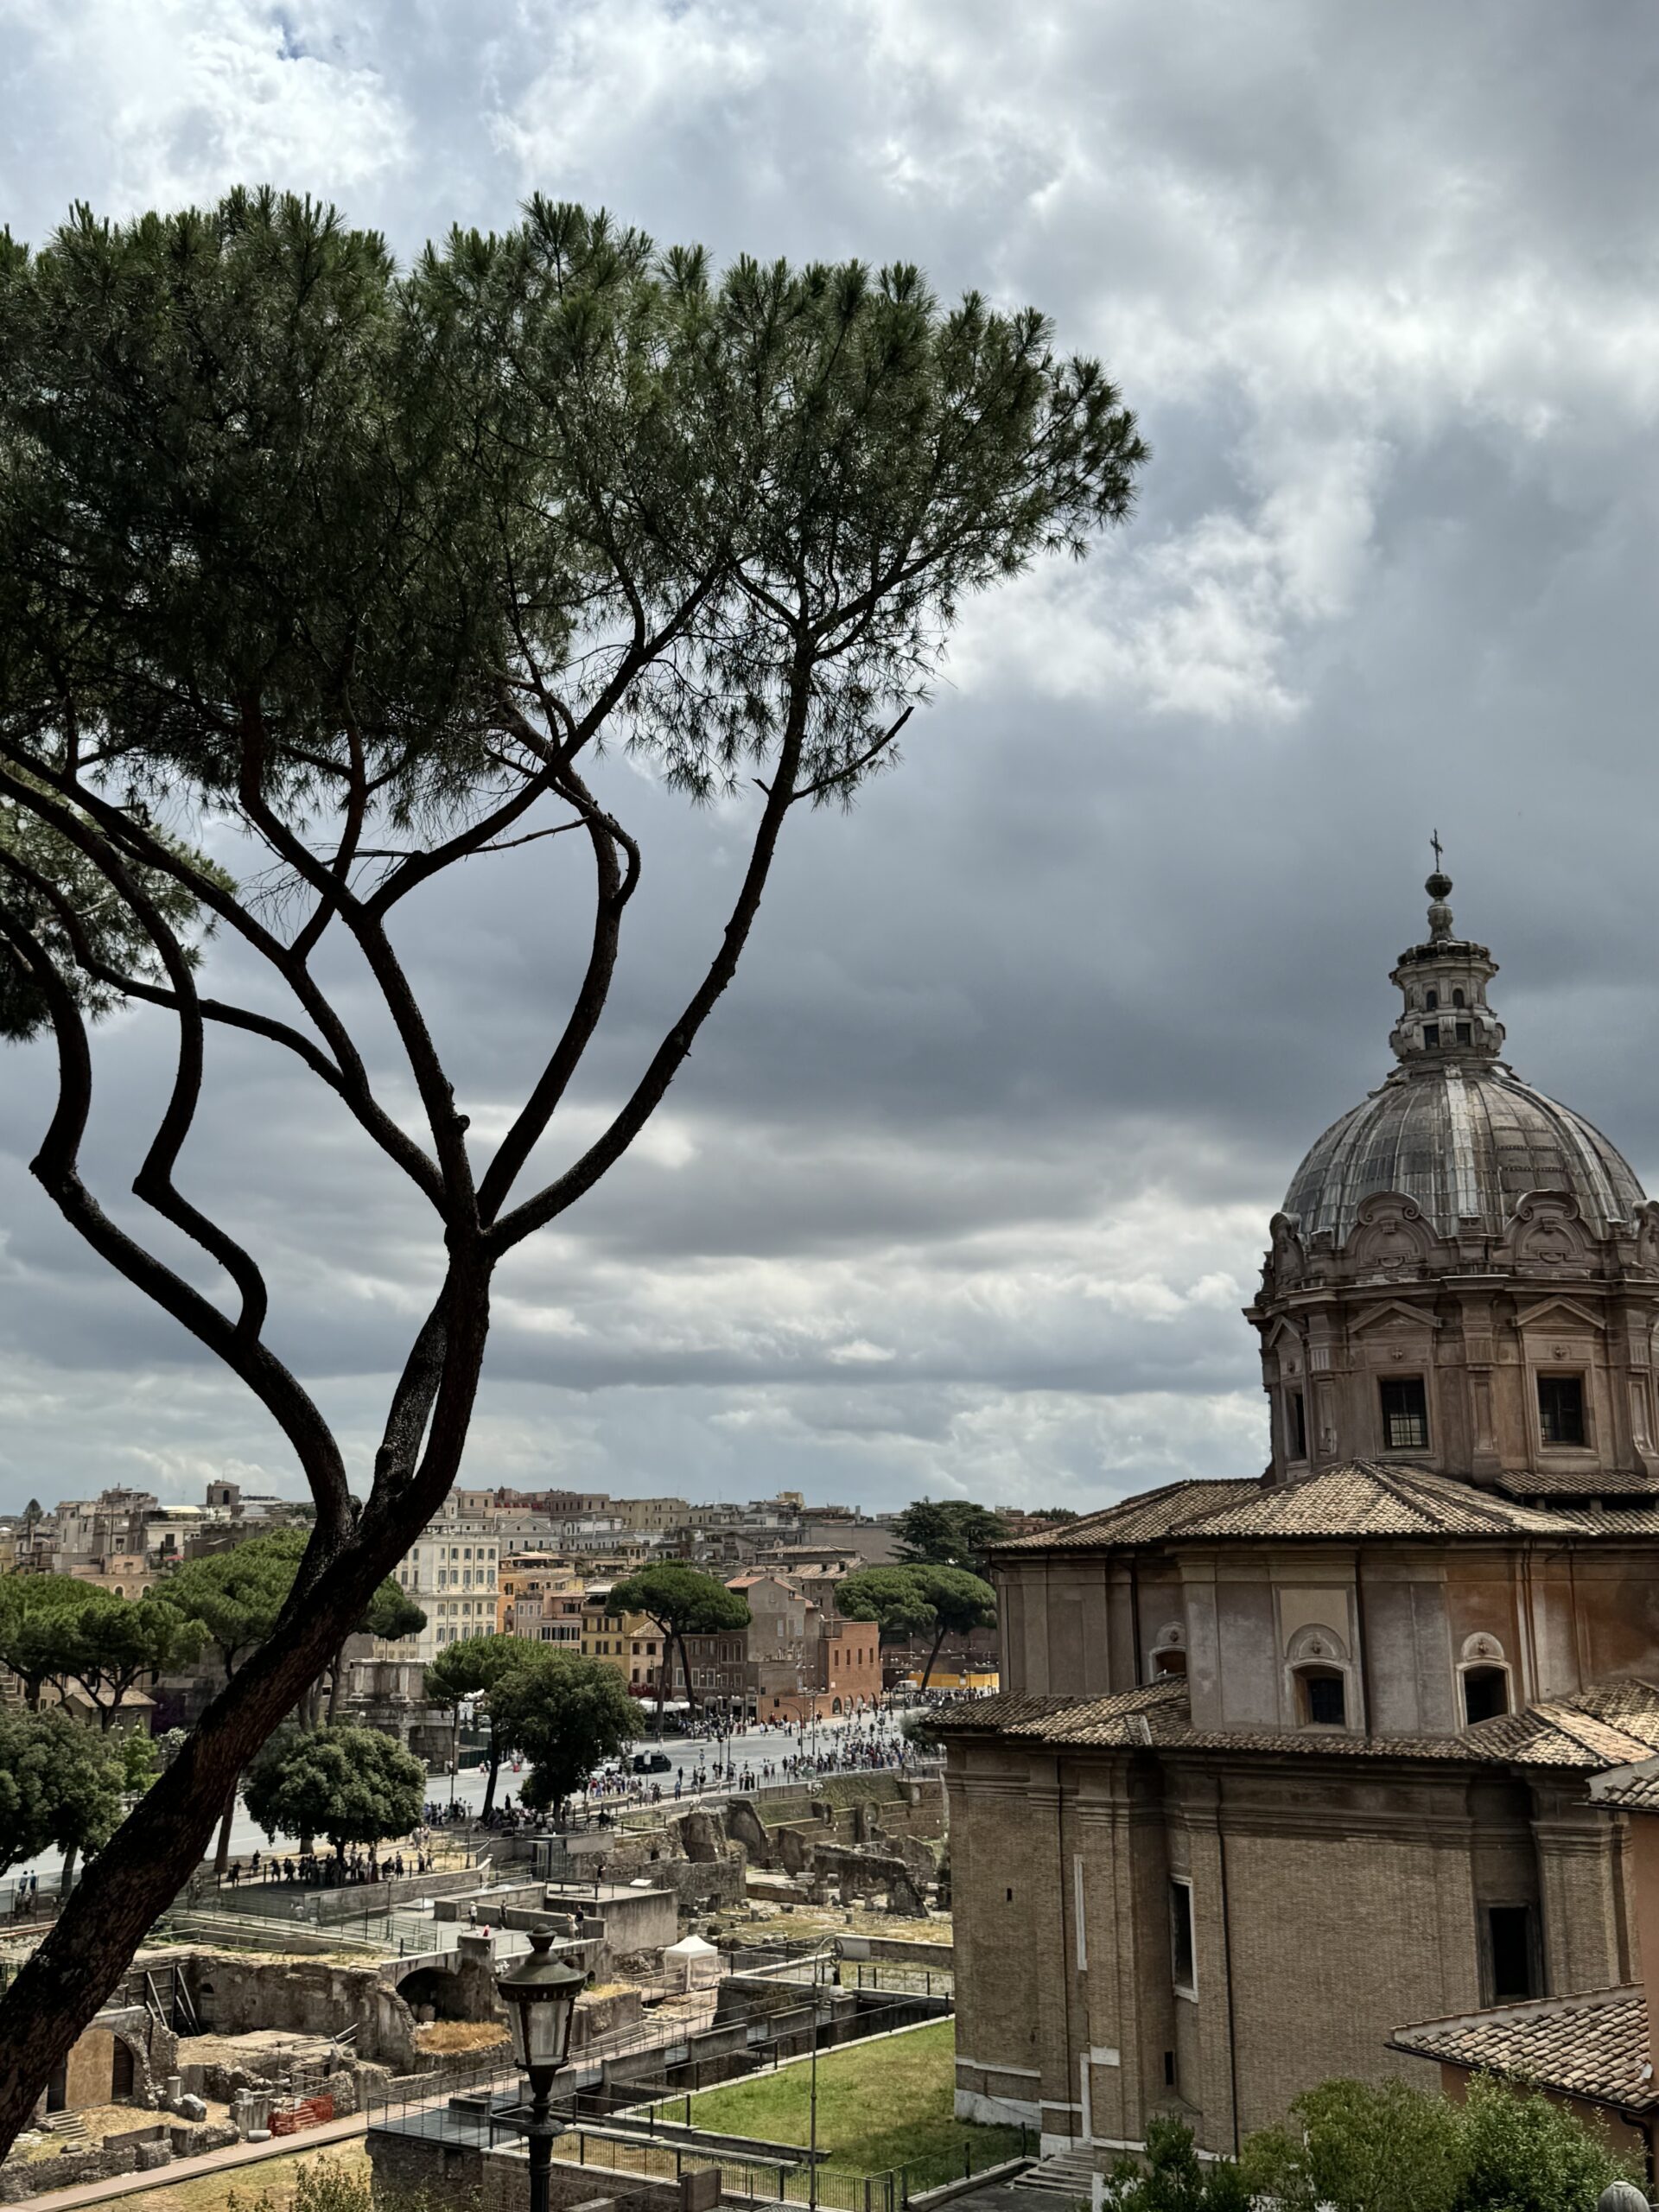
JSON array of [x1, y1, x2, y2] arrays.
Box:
[[1459, 1634, 1512, 1726], [1287, 1625, 1352, 1729], [1152, 1622, 1187, 1677], [1452, 988, 1465, 1008], [1425, 988, 1439, 1010]]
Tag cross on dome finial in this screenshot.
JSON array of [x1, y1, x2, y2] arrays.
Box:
[[1425, 831, 1453, 936]]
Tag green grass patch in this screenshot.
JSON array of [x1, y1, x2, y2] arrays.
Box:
[[678, 2020, 1026, 2182]]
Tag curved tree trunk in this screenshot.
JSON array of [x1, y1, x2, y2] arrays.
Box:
[[918, 1624, 948, 1693], [0, 1289, 489, 2159], [325, 1644, 347, 1725], [675, 1630, 699, 1716], [482, 1724, 503, 1821], [213, 1790, 238, 1876]]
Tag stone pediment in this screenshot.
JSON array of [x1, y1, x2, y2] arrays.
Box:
[[1348, 1300, 1444, 1337], [1512, 1295, 1607, 1336]]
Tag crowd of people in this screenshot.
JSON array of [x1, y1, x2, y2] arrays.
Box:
[[194, 1699, 952, 1876], [218, 1839, 444, 1887]]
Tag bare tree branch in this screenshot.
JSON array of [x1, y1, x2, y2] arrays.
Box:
[[487, 650, 812, 1255], [0, 902, 353, 1536]]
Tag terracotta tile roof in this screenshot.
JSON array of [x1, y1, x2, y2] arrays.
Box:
[[950, 1674, 1659, 1770], [1591, 1756, 1659, 1810], [933, 1692, 1085, 1737], [988, 1480, 1261, 1551], [1492, 1468, 1659, 1500], [1390, 1987, 1656, 2114], [988, 1461, 1659, 1554]]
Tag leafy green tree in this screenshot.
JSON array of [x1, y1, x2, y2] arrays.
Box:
[[118, 1728, 160, 1796], [835, 1567, 939, 1645], [490, 1652, 639, 1820], [1108, 2115, 1252, 2212], [424, 1634, 544, 1818], [607, 1565, 752, 1723], [59, 1593, 207, 1731], [836, 1563, 996, 1689], [1239, 2078, 1463, 2212], [1236, 2074, 1638, 2212], [0, 185, 1143, 2142], [0, 1575, 104, 1708], [1455, 2073, 1637, 2212], [0, 1710, 125, 1885], [244, 1725, 425, 1861], [0, 1576, 203, 1726], [891, 1500, 1008, 1574]]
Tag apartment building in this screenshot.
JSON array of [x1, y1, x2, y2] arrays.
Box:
[[379, 1514, 499, 1664], [580, 1589, 665, 1695], [498, 1556, 584, 1648]]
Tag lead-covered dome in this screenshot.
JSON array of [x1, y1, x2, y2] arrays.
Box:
[[1284, 868, 1646, 1244]]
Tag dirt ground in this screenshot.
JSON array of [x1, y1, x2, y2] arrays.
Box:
[[413, 2019, 507, 2055], [717, 1898, 953, 1945], [11, 2099, 233, 2164], [173, 2030, 338, 2073], [118, 2140, 372, 2212]]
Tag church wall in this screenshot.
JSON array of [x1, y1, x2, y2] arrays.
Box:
[[1577, 1557, 1659, 1682], [948, 1747, 1048, 2126], [1213, 1579, 1279, 1730], [1163, 1760, 1487, 2147], [953, 1725, 1638, 2168]]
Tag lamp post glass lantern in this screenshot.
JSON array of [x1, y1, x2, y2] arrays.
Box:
[[496, 1928, 586, 2212], [499, 1928, 585, 2083]]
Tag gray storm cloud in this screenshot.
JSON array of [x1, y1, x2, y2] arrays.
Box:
[[3, 0, 1657, 1510]]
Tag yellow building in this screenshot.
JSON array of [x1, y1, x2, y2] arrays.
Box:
[[581, 1592, 665, 1695]]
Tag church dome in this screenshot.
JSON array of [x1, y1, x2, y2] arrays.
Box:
[[1284, 866, 1646, 1245]]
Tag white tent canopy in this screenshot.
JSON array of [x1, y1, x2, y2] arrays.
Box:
[[664, 1933, 721, 1987]]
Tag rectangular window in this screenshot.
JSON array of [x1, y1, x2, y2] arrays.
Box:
[[1290, 1389, 1307, 1460], [1380, 1376, 1429, 1450], [1456, 1021, 1473, 1046], [1487, 1906, 1537, 2003], [1538, 1375, 1586, 1447], [1300, 1669, 1347, 1726], [1169, 1879, 1196, 1997], [1423, 1021, 1440, 1046]]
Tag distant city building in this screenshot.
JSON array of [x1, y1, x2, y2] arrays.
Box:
[[379, 1509, 499, 1664]]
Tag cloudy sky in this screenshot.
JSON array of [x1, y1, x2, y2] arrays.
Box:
[[3, 0, 1659, 1519]]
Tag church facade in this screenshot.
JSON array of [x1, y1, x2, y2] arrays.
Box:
[[944, 872, 1659, 2161]]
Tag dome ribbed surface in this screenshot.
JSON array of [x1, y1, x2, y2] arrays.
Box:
[[1284, 1064, 1645, 1243]]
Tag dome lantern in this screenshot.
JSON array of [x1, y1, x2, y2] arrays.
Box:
[[1386, 846, 1506, 1070], [1253, 854, 1659, 1495]]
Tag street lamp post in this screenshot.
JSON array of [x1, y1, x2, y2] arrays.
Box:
[[807, 1936, 843, 2212], [495, 1928, 587, 2212]]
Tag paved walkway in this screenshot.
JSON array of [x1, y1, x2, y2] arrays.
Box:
[[20, 2111, 369, 2212]]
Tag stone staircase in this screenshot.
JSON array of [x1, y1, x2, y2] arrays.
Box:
[[41, 2113, 91, 2148], [1013, 2145, 1096, 2201]]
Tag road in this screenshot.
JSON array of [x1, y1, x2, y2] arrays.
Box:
[[6, 1702, 929, 1888]]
